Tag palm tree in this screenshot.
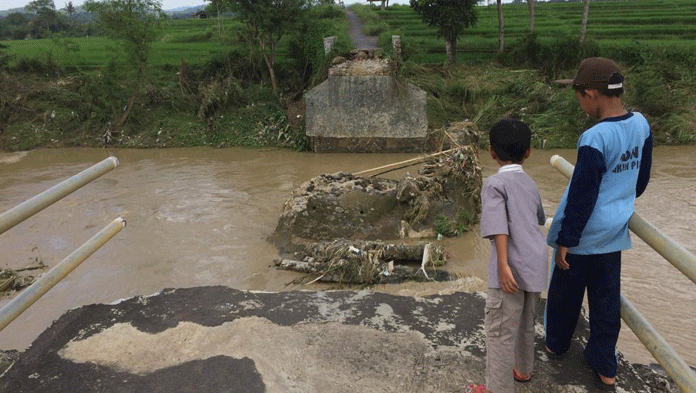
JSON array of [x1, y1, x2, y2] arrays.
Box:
[[66, 1, 75, 16]]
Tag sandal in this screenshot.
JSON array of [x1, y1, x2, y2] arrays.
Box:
[[465, 384, 489, 393], [513, 368, 531, 382]]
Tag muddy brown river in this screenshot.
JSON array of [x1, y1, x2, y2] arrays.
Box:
[[0, 146, 694, 368]]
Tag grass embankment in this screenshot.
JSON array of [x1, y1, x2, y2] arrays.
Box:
[[0, 0, 695, 151]]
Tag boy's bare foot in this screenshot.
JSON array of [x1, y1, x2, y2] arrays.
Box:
[[597, 371, 616, 386], [513, 368, 531, 382]]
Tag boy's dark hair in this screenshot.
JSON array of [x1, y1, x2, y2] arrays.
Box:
[[489, 118, 532, 163], [573, 72, 624, 97]]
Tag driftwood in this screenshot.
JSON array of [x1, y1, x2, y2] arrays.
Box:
[[274, 240, 453, 285]]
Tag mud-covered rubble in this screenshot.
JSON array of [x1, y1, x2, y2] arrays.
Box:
[[0, 261, 46, 297], [274, 239, 455, 284], [329, 49, 392, 77], [271, 146, 482, 248], [270, 146, 482, 284]]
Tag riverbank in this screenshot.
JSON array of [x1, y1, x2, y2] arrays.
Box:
[[1, 46, 695, 153], [0, 286, 682, 392]]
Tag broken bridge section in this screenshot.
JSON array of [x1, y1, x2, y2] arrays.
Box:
[[0, 287, 677, 393], [305, 55, 428, 153]]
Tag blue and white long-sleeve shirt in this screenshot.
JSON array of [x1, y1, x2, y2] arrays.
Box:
[[547, 112, 652, 254]]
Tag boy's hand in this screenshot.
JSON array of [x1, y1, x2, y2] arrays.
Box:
[[499, 264, 519, 294], [493, 234, 518, 293], [555, 246, 570, 270]]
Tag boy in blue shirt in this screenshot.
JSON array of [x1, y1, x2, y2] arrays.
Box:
[[545, 57, 653, 387], [467, 118, 548, 393]]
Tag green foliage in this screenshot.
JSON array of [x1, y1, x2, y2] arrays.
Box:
[[287, 5, 351, 89], [197, 77, 245, 119], [409, 0, 478, 43], [223, 0, 309, 90], [435, 210, 474, 237], [25, 0, 56, 16], [78, 57, 128, 122], [170, 31, 214, 43], [499, 33, 600, 80], [83, 0, 164, 70], [4, 12, 29, 26], [194, 48, 264, 82], [12, 52, 61, 75]]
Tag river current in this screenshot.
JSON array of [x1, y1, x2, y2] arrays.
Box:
[[0, 146, 694, 367]]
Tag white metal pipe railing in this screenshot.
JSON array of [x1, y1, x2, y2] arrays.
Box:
[[0, 156, 119, 236], [621, 295, 696, 393], [0, 217, 126, 332], [549, 154, 696, 393]]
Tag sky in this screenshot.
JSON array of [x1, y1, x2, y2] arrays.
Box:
[[0, 0, 410, 12]]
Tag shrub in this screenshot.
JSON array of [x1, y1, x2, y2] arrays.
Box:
[[499, 33, 600, 80]]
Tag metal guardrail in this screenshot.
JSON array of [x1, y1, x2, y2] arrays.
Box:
[[0, 218, 126, 331], [0, 156, 124, 332], [0, 156, 119, 236], [550, 154, 696, 393]]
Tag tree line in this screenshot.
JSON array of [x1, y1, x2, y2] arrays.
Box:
[[0, 0, 94, 40], [410, 0, 591, 64]]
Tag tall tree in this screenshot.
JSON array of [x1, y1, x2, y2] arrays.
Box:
[[25, 0, 56, 16], [84, 0, 164, 129], [579, 0, 590, 43], [496, 0, 503, 53], [527, 0, 534, 32], [409, 0, 478, 64], [66, 1, 75, 16], [224, 0, 307, 91], [26, 0, 57, 33]]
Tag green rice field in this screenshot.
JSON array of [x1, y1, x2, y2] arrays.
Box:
[[2, 0, 696, 69], [373, 0, 696, 62]]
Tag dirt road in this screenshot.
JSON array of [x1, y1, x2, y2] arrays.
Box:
[[345, 10, 379, 50]]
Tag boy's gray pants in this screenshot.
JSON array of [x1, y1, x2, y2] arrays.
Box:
[[485, 289, 541, 393]]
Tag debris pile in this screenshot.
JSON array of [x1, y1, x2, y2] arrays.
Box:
[[274, 240, 453, 285], [0, 261, 46, 296], [270, 143, 483, 285], [270, 146, 482, 252]]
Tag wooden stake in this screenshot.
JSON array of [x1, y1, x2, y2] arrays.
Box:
[[353, 148, 456, 177]]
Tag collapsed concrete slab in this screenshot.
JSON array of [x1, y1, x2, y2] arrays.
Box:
[[0, 287, 679, 393]]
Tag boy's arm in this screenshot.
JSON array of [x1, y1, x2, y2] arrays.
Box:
[[556, 145, 606, 248], [636, 132, 653, 198], [493, 234, 518, 294]]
